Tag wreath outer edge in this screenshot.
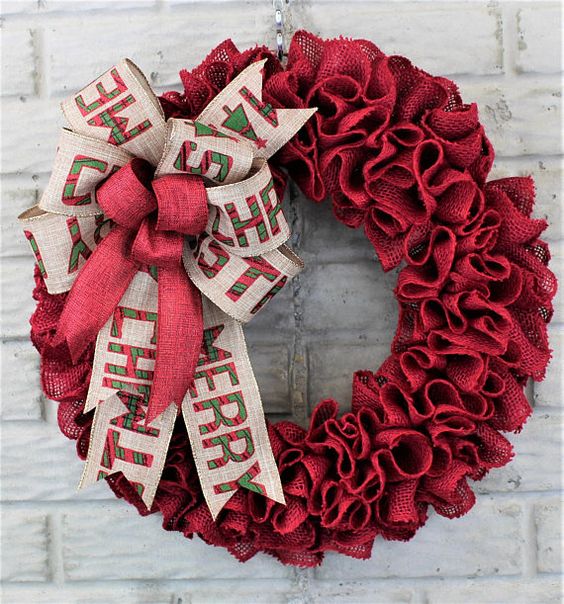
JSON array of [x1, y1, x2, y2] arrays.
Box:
[[28, 30, 556, 567]]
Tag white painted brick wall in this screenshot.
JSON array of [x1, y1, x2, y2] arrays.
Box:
[[1, 1, 562, 603]]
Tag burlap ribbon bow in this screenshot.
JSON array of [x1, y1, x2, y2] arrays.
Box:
[[19, 59, 315, 518]]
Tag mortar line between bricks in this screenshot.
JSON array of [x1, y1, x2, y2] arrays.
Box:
[[0, 418, 48, 427], [30, 577, 298, 587], [2, 490, 562, 511], [522, 499, 540, 578], [501, 1, 521, 81], [288, 566, 315, 604], [0, 4, 164, 25], [30, 26, 48, 100], [288, 180, 308, 425], [309, 573, 564, 587], [46, 511, 65, 585], [411, 588, 428, 604], [0, 335, 35, 344], [1, 573, 562, 591], [0, 253, 38, 261]]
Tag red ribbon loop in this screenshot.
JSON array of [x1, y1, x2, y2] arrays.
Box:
[[97, 158, 157, 230], [55, 159, 210, 423]]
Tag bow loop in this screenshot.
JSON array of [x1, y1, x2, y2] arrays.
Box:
[[97, 158, 156, 229]]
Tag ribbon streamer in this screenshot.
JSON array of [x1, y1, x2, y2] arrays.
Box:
[[19, 58, 314, 517]]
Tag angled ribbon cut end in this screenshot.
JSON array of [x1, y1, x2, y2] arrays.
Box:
[[79, 390, 177, 510], [196, 59, 317, 160], [204, 432, 286, 520], [206, 472, 286, 522]]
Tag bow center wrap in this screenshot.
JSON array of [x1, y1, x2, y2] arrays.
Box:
[[97, 156, 209, 245], [19, 57, 315, 517]]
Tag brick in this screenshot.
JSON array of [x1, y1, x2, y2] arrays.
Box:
[[0, 510, 50, 582], [62, 508, 290, 580], [308, 341, 390, 412], [45, 1, 159, 11], [316, 498, 523, 579], [427, 577, 562, 603], [0, 1, 41, 15], [459, 82, 561, 158], [535, 498, 562, 573], [1, 98, 63, 174], [1, 29, 36, 97], [0, 256, 37, 340], [0, 340, 42, 421], [300, 197, 376, 264], [297, 2, 502, 75], [1, 187, 39, 258], [490, 157, 563, 240], [1, 0, 157, 13], [46, 3, 273, 94], [301, 261, 399, 333], [246, 342, 291, 414], [477, 409, 562, 493], [517, 6, 562, 74], [0, 421, 113, 501]]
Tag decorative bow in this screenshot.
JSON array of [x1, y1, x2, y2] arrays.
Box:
[[19, 59, 315, 518]]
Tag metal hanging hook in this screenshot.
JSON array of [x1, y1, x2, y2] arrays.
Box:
[[273, 0, 287, 62]]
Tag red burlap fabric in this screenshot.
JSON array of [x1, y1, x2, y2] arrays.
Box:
[[29, 31, 556, 567]]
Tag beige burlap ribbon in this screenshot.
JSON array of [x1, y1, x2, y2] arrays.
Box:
[[19, 59, 315, 518]]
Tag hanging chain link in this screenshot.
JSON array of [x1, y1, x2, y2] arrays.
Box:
[[273, 0, 287, 61]]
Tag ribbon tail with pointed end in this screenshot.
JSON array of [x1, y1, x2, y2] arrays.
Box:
[[146, 264, 204, 425]]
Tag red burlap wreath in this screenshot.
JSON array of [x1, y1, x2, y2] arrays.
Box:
[[29, 31, 556, 567]]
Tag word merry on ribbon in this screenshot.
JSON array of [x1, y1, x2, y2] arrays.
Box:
[[184, 299, 285, 518], [19, 58, 314, 518]]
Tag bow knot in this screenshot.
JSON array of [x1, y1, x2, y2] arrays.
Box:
[[97, 158, 209, 269]]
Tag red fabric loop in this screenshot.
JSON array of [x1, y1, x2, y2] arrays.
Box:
[[52, 227, 139, 362], [97, 158, 157, 229]]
